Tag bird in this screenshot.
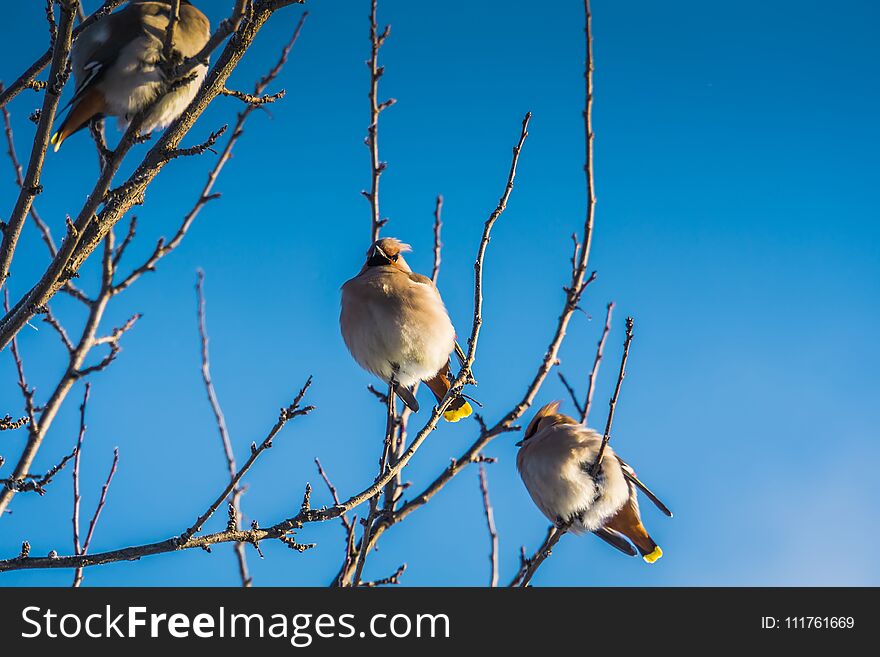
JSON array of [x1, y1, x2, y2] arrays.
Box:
[[516, 401, 671, 563], [340, 237, 473, 422], [50, 1, 211, 151]]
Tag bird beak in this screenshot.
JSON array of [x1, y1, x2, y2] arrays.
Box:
[[514, 439, 524, 447]]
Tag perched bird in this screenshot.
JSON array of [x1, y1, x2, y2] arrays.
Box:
[[340, 237, 473, 422], [516, 402, 672, 563], [50, 1, 211, 151]]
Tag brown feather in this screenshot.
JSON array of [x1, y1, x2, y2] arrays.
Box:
[[423, 362, 452, 403], [602, 492, 658, 558], [51, 88, 107, 151], [424, 362, 471, 417]]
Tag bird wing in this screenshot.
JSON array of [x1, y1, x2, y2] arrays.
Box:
[[405, 271, 435, 287], [402, 270, 470, 371], [618, 458, 673, 517], [392, 383, 420, 413], [593, 527, 638, 557], [453, 341, 467, 367], [67, 4, 153, 109]]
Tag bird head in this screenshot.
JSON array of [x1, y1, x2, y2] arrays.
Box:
[[363, 238, 413, 272], [515, 401, 578, 446]]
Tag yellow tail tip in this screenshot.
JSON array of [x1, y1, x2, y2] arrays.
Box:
[[443, 401, 473, 423], [50, 131, 62, 152], [643, 546, 663, 564]]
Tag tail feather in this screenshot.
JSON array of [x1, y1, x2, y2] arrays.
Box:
[[50, 88, 107, 151], [593, 527, 638, 557], [603, 493, 663, 564], [424, 363, 472, 423]]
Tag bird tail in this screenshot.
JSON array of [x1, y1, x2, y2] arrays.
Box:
[[50, 88, 107, 152], [603, 495, 663, 564], [424, 363, 472, 423]]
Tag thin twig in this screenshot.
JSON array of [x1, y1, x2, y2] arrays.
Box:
[[43, 305, 74, 352], [196, 269, 251, 587], [2, 448, 77, 495], [161, 0, 182, 76], [73, 448, 119, 587], [591, 316, 634, 476], [581, 301, 614, 423], [0, 416, 30, 432], [179, 377, 315, 543], [4, 289, 37, 431], [71, 383, 90, 578], [220, 88, 286, 106], [365, 0, 395, 242], [315, 458, 352, 533], [557, 372, 584, 418], [360, 563, 406, 587], [431, 194, 443, 283], [478, 464, 499, 587], [512, 524, 568, 587], [352, 381, 397, 586]]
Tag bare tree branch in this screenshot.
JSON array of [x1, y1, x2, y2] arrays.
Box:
[[556, 300, 614, 422], [581, 301, 614, 423], [365, 0, 395, 242], [478, 464, 499, 587], [70, 383, 120, 588], [179, 377, 315, 544], [0, 9, 308, 518], [71, 383, 90, 569], [0, 0, 307, 352], [160, 0, 182, 76], [0, 0, 78, 292], [1, 447, 77, 496], [220, 88, 286, 106], [591, 316, 634, 476], [557, 371, 584, 419], [0, 108, 529, 569], [73, 448, 119, 587], [111, 12, 309, 296], [361, 563, 406, 588], [0, 416, 30, 432], [4, 289, 37, 431], [196, 269, 251, 587], [511, 523, 568, 587], [42, 305, 74, 353], [351, 382, 397, 586], [431, 194, 443, 283], [0, 235, 139, 516]]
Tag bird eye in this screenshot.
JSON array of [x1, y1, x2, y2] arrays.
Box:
[[390, 254, 399, 262]]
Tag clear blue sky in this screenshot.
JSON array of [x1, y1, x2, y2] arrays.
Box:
[[2, 0, 878, 586]]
